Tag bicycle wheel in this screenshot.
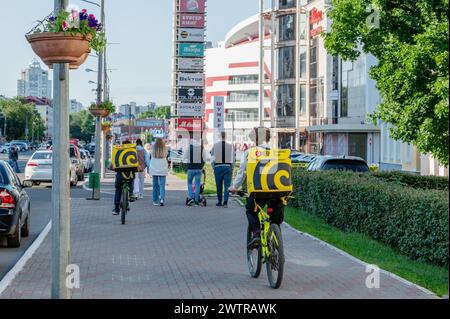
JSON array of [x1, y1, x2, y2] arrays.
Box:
[[266, 223, 284, 289], [247, 226, 262, 278], [121, 187, 128, 225]]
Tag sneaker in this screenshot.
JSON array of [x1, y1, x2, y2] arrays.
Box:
[[153, 202, 159, 206], [186, 198, 195, 206], [138, 194, 144, 199], [129, 195, 137, 202], [160, 200, 164, 207], [112, 207, 120, 215], [247, 232, 261, 249], [223, 202, 228, 208], [216, 202, 222, 207]]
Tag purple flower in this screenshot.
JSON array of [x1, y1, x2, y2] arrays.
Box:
[[49, 16, 56, 22], [79, 11, 88, 21]]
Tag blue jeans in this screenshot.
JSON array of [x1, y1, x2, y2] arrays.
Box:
[[152, 175, 166, 203], [187, 169, 202, 203], [214, 165, 232, 204], [9, 159, 20, 173]]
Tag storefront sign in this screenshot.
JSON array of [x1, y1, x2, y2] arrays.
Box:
[[178, 58, 204, 71], [178, 88, 203, 101], [310, 7, 324, 24], [177, 118, 203, 131], [179, 13, 205, 28], [178, 28, 205, 42], [177, 103, 203, 117], [213, 96, 225, 132], [180, 0, 206, 13], [177, 73, 204, 86], [179, 43, 204, 57]]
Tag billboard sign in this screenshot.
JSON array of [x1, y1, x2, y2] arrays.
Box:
[[213, 96, 225, 132], [177, 103, 203, 117], [179, 43, 204, 57], [179, 14, 205, 28], [177, 73, 204, 87], [178, 88, 203, 101], [180, 0, 206, 13], [178, 28, 205, 42], [177, 118, 203, 132], [178, 58, 203, 71]]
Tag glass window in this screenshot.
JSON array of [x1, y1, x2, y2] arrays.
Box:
[[279, 0, 296, 9], [229, 75, 258, 85], [300, 46, 307, 78], [299, 13, 307, 40], [341, 69, 348, 117], [278, 46, 295, 79], [279, 15, 295, 42], [300, 84, 306, 115], [277, 84, 295, 117], [227, 91, 266, 103], [225, 109, 259, 122], [32, 152, 53, 160]]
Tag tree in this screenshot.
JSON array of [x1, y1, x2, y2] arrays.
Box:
[[0, 97, 45, 141], [324, 0, 449, 165], [70, 110, 95, 143], [154, 105, 170, 119]]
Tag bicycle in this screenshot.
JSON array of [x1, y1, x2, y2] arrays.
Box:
[[120, 172, 134, 225], [238, 191, 285, 289]]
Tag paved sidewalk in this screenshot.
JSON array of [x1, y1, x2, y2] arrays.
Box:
[[0, 174, 435, 299]]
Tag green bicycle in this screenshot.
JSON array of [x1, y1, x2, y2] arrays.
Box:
[[239, 192, 285, 289]]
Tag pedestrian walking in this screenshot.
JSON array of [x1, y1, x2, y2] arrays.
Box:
[[211, 132, 234, 208], [184, 134, 209, 206], [133, 139, 150, 199], [8, 144, 20, 173], [144, 142, 152, 177], [149, 138, 168, 206]]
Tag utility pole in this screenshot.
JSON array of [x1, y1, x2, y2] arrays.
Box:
[[93, 0, 105, 199], [259, 0, 265, 128], [52, 0, 71, 299]]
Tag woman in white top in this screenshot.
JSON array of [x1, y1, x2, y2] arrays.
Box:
[[149, 138, 169, 206], [144, 143, 152, 177]]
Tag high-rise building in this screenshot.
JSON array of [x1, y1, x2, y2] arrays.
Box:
[[17, 59, 52, 99], [70, 99, 85, 113]]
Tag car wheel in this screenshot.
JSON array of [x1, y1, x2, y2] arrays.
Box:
[[7, 216, 21, 248], [21, 212, 30, 237]]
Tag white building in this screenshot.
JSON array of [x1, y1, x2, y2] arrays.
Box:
[[35, 103, 53, 139], [70, 99, 84, 113], [17, 59, 52, 99]]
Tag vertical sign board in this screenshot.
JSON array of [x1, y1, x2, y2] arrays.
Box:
[[213, 96, 225, 133], [180, 0, 206, 13]]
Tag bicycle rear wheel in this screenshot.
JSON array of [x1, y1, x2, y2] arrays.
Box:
[[266, 223, 284, 289], [121, 187, 129, 225], [247, 226, 262, 278]]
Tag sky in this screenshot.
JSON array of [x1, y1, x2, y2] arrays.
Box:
[[0, 0, 266, 107]]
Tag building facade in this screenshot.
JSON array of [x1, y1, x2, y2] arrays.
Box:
[[70, 99, 84, 113], [17, 59, 52, 99]]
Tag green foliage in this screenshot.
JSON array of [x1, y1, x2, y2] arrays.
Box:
[[324, 0, 449, 166], [371, 171, 449, 191], [70, 110, 95, 143], [139, 106, 171, 119], [90, 100, 115, 114], [0, 98, 45, 141], [291, 169, 449, 266]]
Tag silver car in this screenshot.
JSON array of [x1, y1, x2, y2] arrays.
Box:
[[24, 151, 78, 186]]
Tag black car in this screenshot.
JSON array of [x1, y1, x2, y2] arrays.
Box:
[[307, 155, 370, 173], [0, 160, 31, 247]]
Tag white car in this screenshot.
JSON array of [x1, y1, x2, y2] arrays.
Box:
[[0, 144, 10, 153], [24, 150, 78, 186]]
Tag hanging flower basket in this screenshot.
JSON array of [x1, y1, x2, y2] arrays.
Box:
[[89, 107, 110, 118], [101, 122, 112, 133], [26, 9, 106, 69], [89, 101, 115, 118]]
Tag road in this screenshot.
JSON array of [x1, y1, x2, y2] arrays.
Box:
[[0, 149, 87, 281]]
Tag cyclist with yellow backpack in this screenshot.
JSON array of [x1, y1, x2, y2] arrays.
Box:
[[229, 127, 293, 249]]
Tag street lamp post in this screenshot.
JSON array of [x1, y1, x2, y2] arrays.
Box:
[[52, 0, 71, 300]]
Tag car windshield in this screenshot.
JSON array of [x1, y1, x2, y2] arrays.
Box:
[[32, 152, 52, 160], [322, 160, 369, 172]]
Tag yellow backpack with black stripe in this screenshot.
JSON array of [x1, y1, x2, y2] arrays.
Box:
[[112, 143, 139, 170], [246, 147, 293, 199]]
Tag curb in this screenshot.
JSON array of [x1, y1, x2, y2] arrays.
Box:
[[233, 199, 438, 299], [0, 221, 52, 296]]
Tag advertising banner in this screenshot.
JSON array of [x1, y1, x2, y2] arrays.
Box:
[[179, 43, 204, 57], [177, 73, 204, 87], [178, 58, 204, 71], [177, 118, 203, 132], [180, 0, 206, 13], [177, 103, 203, 117], [178, 88, 203, 101], [213, 96, 225, 132], [179, 13, 205, 28], [178, 28, 205, 42]]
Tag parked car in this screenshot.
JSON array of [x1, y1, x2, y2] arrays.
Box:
[[0, 160, 31, 248], [167, 149, 186, 166], [0, 144, 10, 153], [307, 155, 370, 173], [10, 141, 29, 151], [80, 149, 93, 173], [24, 150, 78, 187], [70, 144, 85, 181]]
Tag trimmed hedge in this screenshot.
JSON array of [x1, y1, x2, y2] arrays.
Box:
[[291, 170, 449, 266], [371, 171, 449, 191]]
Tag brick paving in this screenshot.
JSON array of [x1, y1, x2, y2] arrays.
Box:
[[0, 174, 436, 299]]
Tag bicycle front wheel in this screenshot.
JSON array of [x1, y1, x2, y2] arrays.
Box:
[[247, 226, 262, 278], [121, 187, 129, 225], [266, 223, 284, 289]]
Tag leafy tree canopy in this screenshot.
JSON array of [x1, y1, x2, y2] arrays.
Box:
[[70, 110, 95, 143], [324, 0, 449, 165]]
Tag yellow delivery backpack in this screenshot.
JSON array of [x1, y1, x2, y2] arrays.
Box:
[[112, 143, 139, 171], [246, 147, 293, 199]]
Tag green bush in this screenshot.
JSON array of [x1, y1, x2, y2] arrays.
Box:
[[372, 171, 449, 191], [291, 170, 449, 266]]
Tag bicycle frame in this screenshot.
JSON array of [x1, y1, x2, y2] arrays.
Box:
[[254, 203, 278, 259]]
